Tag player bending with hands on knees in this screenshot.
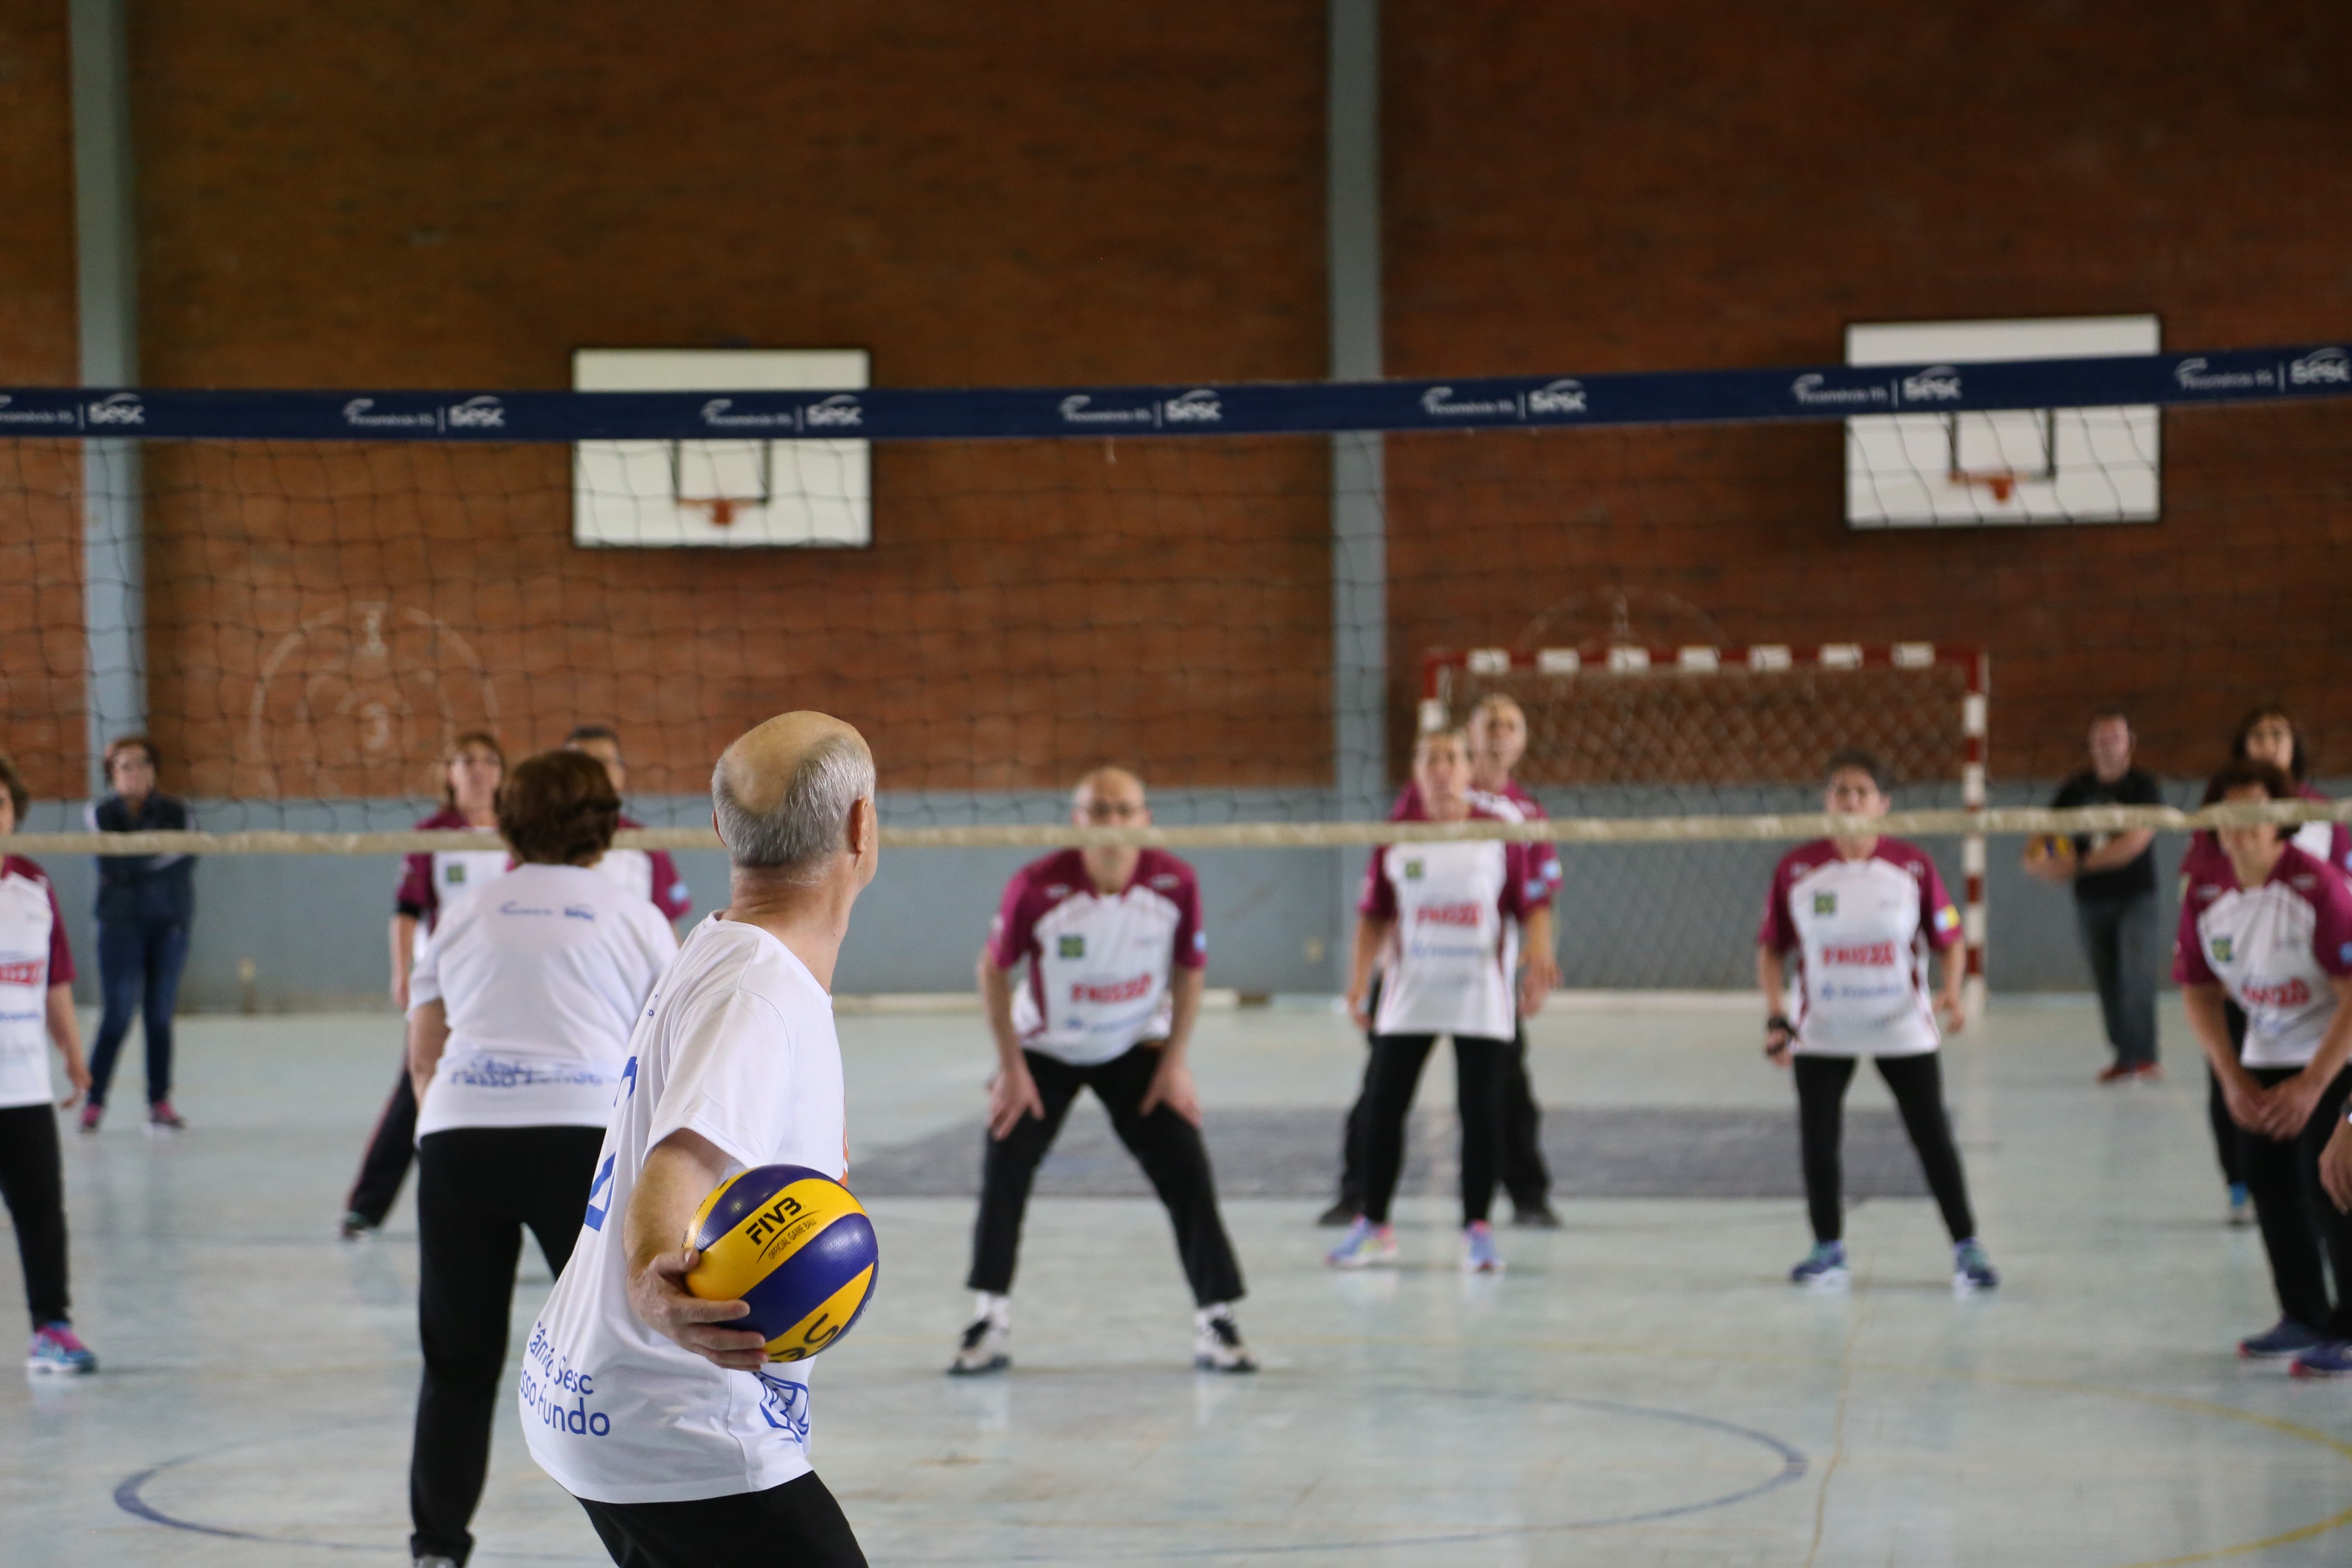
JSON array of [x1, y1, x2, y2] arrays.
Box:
[[2177, 758, 2352, 1378], [0, 754, 99, 1373], [1759, 748, 1996, 1294], [1329, 728, 1554, 1275], [951, 766, 1255, 1376], [400, 750, 677, 1568], [522, 714, 878, 1568]]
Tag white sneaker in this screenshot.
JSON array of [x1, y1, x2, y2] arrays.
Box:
[[1193, 1307, 1257, 1373], [1326, 1217, 1399, 1268], [946, 1317, 1009, 1376]]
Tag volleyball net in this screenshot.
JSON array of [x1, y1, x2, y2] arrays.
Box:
[[4, 343, 2350, 996]]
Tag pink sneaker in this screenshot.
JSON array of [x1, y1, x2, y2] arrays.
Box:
[[77, 1103, 102, 1135], [146, 1101, 185, 1133], [26, 1321, 96, 1374]]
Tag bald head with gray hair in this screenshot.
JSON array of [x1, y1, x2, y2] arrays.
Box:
[[711, 712, 876, 881]]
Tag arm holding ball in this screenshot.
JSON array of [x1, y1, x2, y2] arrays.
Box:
[[624, 1128, 770, 1372]]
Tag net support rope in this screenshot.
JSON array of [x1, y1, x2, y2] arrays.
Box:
[[12, 798, 2334, 856]]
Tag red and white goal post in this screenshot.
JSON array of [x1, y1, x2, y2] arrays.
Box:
[[1423, 642, 1989, 1014]]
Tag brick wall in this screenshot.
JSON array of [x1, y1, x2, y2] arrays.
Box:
[[1383, 0, 2352, 783], [0, 1, 85, 800], [129, 1, 1332, 794]]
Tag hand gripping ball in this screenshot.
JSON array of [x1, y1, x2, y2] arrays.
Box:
[[683, 1165, 879, 1363]]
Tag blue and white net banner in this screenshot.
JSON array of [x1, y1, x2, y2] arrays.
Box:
[[1, 344, 2346, 443]]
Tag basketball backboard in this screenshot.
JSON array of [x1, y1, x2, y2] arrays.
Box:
[[1844, 315, 2160, 528], [572, 348, 871, 548]]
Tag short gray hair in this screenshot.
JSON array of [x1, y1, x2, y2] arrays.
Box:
[[712, 734, 875, 878]]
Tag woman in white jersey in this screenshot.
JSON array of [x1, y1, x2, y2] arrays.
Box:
[[403, 750, 676, 1567], [0, 755, 97, 1373], [2201, 707, 2352, 1227], [1758, 748, 1996, 1292], [2176, 757, 2352, 1377], [342, 731, 508, 1239], [1328, 729, 1553, 1274]]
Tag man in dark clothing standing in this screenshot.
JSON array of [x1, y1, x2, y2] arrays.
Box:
[[2027, 710, 2163, 1082]]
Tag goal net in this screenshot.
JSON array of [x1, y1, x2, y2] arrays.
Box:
[[2, 340, 2347, 1006]]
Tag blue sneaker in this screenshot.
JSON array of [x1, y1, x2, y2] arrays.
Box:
[[1952, 1239, 2000, 1294], [26, 1322, 96, 1375], [2227, 1183, 2254, 1227], [1790, 1241, 1849, 1289], [2291, 1340, 2352, 1379], [2241, 1318, 2325, 1360], [1326, 1217, 1397, 1269], [1461, 1220, 1505, 1274]]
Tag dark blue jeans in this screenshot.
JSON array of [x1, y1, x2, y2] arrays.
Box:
[[87, 917, 190, 1108]]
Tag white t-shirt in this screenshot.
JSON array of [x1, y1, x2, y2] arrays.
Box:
[[1757, 839, 1961, 1058], [408, 863, 677, 1139], [2174, 842, 2352, 1068], [1358, 818, 1549, 1040], [989, 849, 1206, 1066], [522, 915, 849, 1504], [0, 857, 73, 1111]]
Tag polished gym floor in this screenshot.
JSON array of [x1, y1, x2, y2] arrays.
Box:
[[4, 994, 2348, 1566]]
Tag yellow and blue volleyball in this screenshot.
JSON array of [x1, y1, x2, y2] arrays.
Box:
[[683, 1164, 878, 1363]]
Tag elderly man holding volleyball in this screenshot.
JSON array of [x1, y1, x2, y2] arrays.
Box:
[[522, 713, 879, 1568]]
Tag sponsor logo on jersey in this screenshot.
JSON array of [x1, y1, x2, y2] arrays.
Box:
[[1403, 858, 1425, 880], [0, 959, 42, 986], [2244, 977, 2312, 1008], [2211, 936, 2233, 962], [1901, 365, 1963, 402], [2289, 347, 2350, 386], [446, 864, 468, 883], [498, 900, 554, 916], [1149, 873, 1181, 891], [1527, 378, 1588, 415], [803, 393, 863, 429], [445, 394, 506, 429], [1163, 388, 1222, 423], [1416, 900, 1483, 928], [1813, 892, 1837, 915], [1934, 904, 1960, 933], [1058, 935, 1086, 959], [1791, 373, 1887, 408], [1071, 972, 1153, 1004], [85, 391, 146, 425], [1045, 884, 1071, 899], [563, 904, 596, 921], [743, 1190, 807, 1248], [1822, 941, 1898, 966]]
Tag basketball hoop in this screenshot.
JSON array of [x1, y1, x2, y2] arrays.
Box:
[[1948, 468, 2024, 504], [669, 439, 771, 530]]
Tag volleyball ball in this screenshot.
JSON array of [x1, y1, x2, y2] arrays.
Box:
[[683, 1165, 878, 1363]]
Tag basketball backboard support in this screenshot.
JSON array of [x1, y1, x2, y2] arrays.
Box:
[[1844, 315, 2160, 528], [572, 349, 871, 548]]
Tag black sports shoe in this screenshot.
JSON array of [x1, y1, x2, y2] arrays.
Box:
[[1316, 1199, 1360, 1228], [947, 1317, 1009, 1376], [1193, 1310, 1257, 1373], [1510, 1201, 1562, 1229]]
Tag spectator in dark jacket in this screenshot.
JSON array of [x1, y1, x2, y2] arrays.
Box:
[[81, 735, 194, 1133]]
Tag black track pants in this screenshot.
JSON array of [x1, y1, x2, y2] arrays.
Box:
[[1359, 1032, 1511, 1227], [2208, 1001, 2249, 1189], [410, 1124, 603, 1567], [345, 1057, 418, 1225], [0, 1103, 69, 1328], [1336, 985, 1549, 1213], [2235, 1063, 2352, 1337], [576, 1471, 867, 1568], [1793, 1052, 1977, 1245], [967, 1044, 1245, 1307]]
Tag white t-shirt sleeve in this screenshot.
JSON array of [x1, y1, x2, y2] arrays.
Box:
[[647, 989, 799, 1172], [408, 909, 449, 1011]]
